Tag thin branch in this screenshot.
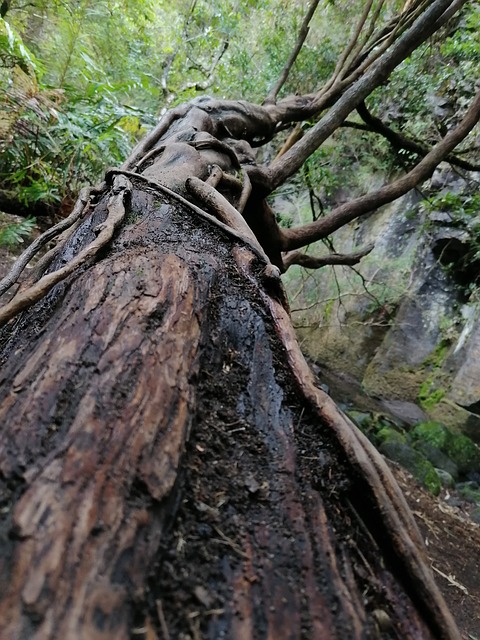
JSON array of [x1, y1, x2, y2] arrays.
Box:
[[330, 0, 376, 86], [356, 100, 480, 171], [283, 244, 375, 270], [281, 86, 480, 251], [162, 40, 229, 112], [264, 0, 322, 104], [160, 0, 197, 98], [267, 0, 468, 190]]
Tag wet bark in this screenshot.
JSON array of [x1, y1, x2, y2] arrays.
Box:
[[0, 174, 459, 639]]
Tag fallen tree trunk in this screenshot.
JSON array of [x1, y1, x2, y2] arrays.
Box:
[[0, 169, 459, 638]]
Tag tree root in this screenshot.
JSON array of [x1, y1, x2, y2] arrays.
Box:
[[185, 176, 267, 259], [268, 294, 460, 640], [0, 176, 130, 328], [106, 169, 271, 265], [0, 187, 91, 298]]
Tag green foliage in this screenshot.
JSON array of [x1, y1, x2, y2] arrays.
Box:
[[0, 16, 38, 72], [371, 2, 480, 146], [420, 189, 480, 290], [380, 438, 441, 495], [0, 214, 36, 247], [411, 421, 450, 448], [0, 80, 150, 208], [347, 412, 479, 493], [420, 191, 480, 225], [0, 0, 477, 221]]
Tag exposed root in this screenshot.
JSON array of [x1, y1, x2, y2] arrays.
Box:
[[266, 291, 461, 640], [0, 176, 130, 328], [185, 176, 267, 259], [0, 187, 91, 298], [18, 216, 86, 290], [106, 169, 270, 265]]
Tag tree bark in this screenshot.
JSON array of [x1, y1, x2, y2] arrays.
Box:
[[0, 172, 459, 639]]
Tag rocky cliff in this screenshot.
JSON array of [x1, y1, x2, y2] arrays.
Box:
[[287, 166, 480, 442]]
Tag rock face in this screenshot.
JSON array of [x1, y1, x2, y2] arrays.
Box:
[[290, 167, 480, 441]]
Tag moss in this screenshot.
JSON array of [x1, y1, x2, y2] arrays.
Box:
[[412, 420, 480, 476], [379, 441, 441, 495], [418, 383, 446, 410], [421, 341, 450, 368], [422, 465, 442, 495], [456, 481, 480, 505], [411, 421, 450, 448], [444, 434, 480, 475], [376, 426, 407, 445], [428, 398, 480, 437], [323, 298, 334, 322], [417, 342, 452, 410], [414, 440, 458, 479], [362, 366, 425, 401], [346, 410, 374, 433]]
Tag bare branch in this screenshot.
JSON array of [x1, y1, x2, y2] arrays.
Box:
[[283, 244, 375, 270], [356, 100, 480, 172], [330, 0, 376, 86], [267, 0, 468, 191], [264, 0, 322, 105], [160, 0, 197, 98], [163, 40, 229, 112], [281, 87, 480, 251]]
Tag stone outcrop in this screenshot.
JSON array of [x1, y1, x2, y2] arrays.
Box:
[[290, 167, 480, 441]]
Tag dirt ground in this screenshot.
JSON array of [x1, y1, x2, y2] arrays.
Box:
[[390, 463, 480, 639]]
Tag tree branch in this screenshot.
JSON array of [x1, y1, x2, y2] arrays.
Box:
[[163, 40, 229, 111], [357, 100, 480, 172], [281, 86, 480, 251], [282, 244, 375, 270], [267, 0, 468, 191], [264, 0, 321, 104]]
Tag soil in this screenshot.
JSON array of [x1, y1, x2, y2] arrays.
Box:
[[389, 463, 480, 640]]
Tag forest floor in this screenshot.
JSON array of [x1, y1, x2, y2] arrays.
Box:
[[390, 463, 480, 640]]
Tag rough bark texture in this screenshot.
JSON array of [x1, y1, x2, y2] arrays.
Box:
[[0, 174, 459, 638]]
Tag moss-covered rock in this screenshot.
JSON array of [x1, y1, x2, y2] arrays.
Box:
[[455, 481, 480, 505], [346, 410, 375, 433], [411, 420, 480, 476], [444, 434, 480, 475], [413, 440, 458, 479], [471, 507, 480, 525], [362, 366, 425, 402], [376, 426, 407, 445], [411, 421, 450, 448], [379, 441, 441, 495], [435, 468, 455, 488]]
